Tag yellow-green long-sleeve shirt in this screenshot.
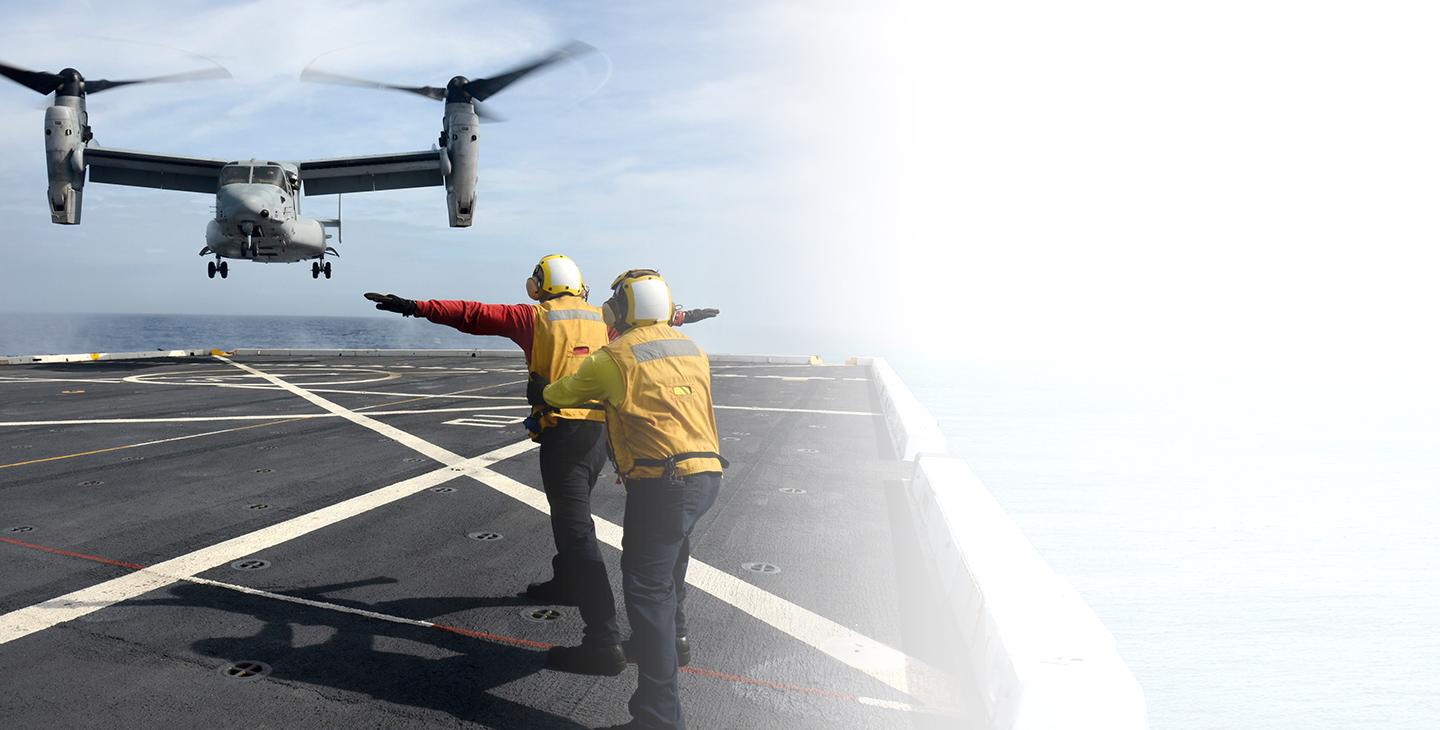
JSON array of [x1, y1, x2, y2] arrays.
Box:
[[544, 349, 625, 408]]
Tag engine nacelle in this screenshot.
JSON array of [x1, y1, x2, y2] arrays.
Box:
[[442, 102, 478, 228], [44, 103, 86, 225]]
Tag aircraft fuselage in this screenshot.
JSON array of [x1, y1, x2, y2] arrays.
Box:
[[205, 162, 330, 263]]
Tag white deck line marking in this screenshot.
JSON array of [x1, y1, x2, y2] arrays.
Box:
[[714, 405, 878, 416], [116, 379, 528, 401], [0, 440, 536, 645], [216, 357, 954, 707], [465, 467, 958, 708], [0, 405, 529, 428], [218, 357, 464, 465]]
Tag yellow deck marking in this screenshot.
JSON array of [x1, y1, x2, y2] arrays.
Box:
[[0, 418, 308, 470]]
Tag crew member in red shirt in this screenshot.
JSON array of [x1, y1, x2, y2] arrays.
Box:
[[361, 256, 717, 676]]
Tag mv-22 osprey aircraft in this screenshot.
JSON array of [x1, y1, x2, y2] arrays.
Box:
[[0, 43, 591, 279]]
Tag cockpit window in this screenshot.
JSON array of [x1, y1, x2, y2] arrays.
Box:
[[220, 166, 251, 185], [252, 166, 284, 187]]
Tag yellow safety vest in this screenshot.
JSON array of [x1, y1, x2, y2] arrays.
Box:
[[603, 324, 725, 480], [531, 296, 608, 427]]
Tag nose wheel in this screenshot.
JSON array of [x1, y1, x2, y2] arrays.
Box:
[[312, 261, 331, 279], [207, 260, 229, 279]]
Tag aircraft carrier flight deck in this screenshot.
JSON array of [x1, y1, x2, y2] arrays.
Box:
[[0, 351, 981, 729]]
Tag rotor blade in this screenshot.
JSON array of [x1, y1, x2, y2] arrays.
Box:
[[0, 60, 62, 95], [472, 101, 504, 122], [300, 66, 445, 100], [463, 40, 594, 102], [85, 65, 233, 94]]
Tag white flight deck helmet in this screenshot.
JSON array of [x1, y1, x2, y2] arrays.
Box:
[[604, 269, 673, 330], [526, 254, 587, 300]]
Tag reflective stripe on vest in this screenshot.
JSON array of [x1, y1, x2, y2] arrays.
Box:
[[602, 324, 724, 480], [545, 309, 603, 322], [530, 297, 608, 425]]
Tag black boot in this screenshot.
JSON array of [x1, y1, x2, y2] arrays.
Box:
[[546, 644, 626, 676], [622, 635, 691, 667], [522, 580, 581, 606]]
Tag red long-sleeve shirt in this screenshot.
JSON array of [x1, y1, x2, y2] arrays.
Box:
[[415, 298, 693, 363], [414, 300, 538, 361]]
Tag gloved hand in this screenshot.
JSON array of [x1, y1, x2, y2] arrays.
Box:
[[364, 292, 417, 317], [680, 307, 719, 324], [527, 372, 551, 408]]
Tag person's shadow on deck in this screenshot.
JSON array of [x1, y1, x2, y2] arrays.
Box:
[[130, 577, 589, 729]]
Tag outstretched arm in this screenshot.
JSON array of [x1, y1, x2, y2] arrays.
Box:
[[671, 306, 719, 326], [362, 293, 535, 354]]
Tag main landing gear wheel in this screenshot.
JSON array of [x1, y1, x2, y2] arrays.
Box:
[[323, 261, 332, 279], [218, 261, 229, 279], [207, 261, 216, 279], [311, 262, 320, 279]]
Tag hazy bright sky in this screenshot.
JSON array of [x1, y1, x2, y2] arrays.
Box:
[[1, 1, 1436, 377]]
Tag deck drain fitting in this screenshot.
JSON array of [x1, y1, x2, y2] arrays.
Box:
[[254, 468, 273, 474], [247, 503, 270, 510], [467, 531, 503, 542], [77, 480, 104, 487], [219, 660, 272, 681], [522, 607, 564, 622], [430, 486, 457, 494], [742, 562, 782, 574], [7, 525, 35, 534], [778, 487, 808, 495], [230, 559, 271, 571]]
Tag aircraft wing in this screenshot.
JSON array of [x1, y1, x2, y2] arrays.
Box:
[[83, 146, 228, 194], [298, 150, 445, 196]]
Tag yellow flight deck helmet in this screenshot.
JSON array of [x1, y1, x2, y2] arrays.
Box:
[[604, 269, 673, 328], [526, 254, 588, 300]]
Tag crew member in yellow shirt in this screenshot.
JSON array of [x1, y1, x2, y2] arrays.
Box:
[[542, 270, 725, 730]]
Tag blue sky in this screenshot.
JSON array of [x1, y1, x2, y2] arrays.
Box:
[[0, 0, 895, 357], [3, 1, 1439, 377]]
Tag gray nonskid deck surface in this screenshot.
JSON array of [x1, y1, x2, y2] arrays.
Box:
[[0, 355, 979, 728]]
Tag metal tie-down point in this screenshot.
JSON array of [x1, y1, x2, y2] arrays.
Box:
[[230, 559, 270, 571], [742, 562, 781, 574], [77, 480, 104, 486], [467, 531, 503, 541], [7, 525, 35, 534], [522, 607, 564, 622], [430, 486, 457, 494], [247, 503, 270, 510], [218, 660, 272, 680], [778, 487, 808, 495]]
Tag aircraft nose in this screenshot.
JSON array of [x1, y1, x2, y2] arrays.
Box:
[[220, 187, 274, 221]]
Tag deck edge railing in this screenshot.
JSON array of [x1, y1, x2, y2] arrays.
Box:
[[864, 356, 1149, 730]]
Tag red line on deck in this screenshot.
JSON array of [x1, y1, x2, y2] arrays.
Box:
[[1, 536, 892, 711]]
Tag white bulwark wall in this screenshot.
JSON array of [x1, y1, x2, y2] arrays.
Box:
[[864, 356, 1148, 730]]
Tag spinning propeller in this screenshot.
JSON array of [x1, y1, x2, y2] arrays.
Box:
[[0, 60, 231, 98], [300, 41, 594, 121]]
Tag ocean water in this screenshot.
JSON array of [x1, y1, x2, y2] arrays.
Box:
[[3, 314, 1436, 729]]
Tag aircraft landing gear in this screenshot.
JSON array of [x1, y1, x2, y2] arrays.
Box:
[[208, 261, 216, 279], [218, 261, 229, 279], [312, 260, 332, 279], [323, 261, 332, 279]]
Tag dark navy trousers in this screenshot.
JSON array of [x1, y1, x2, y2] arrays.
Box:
[[621, 471, 722, 730], [537, 419, 619, 647]]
